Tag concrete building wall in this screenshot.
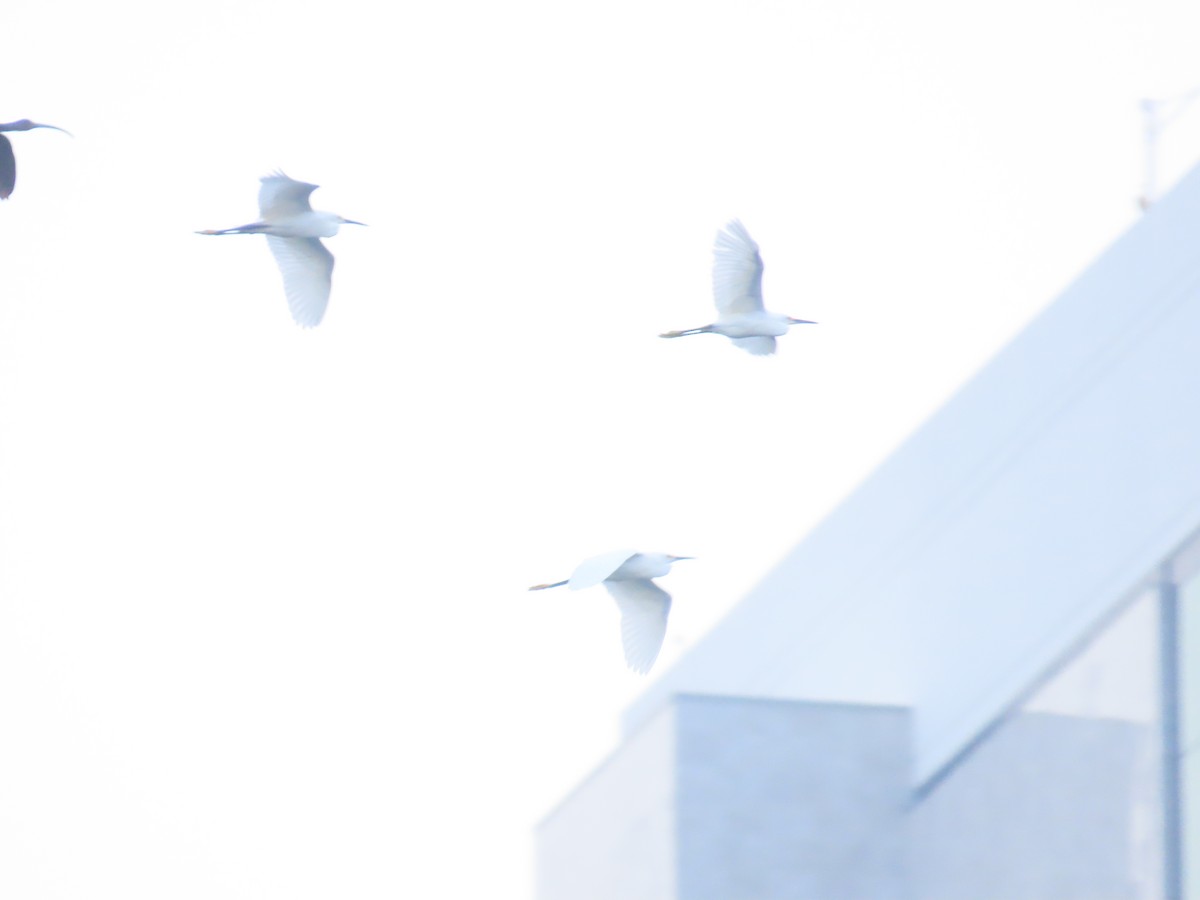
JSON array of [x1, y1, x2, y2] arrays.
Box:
[[536, 703, 677, 900], [537, 696, 910, 900], [540, 696, 1165, 899], [673, 696, 909, 900], [910, 712, 1159, 900]]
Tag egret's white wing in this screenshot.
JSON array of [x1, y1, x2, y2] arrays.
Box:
[[604, 580, 671, 674], [568, 549, 637, 591], [732, 336, 776, 355], [259, 172, 318, 219], [266, 236, 333, 328], [712, 219, 765, 317]]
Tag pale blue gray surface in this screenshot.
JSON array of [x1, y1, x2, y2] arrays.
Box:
[[540, 695, 1159, 899], [539, 696, 909, 900]]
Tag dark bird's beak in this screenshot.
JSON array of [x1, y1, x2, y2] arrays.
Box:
[[0, 119, 71, 136], [29, 122, 72, 137]]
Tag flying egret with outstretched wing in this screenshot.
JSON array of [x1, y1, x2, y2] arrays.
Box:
[[530, 550, 691, 674], [197, 172, 364, 327], [661, 220, 815, 355]]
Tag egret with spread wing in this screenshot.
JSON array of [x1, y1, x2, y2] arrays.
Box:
[[197, 172, 364, 328], [661, 219, 815, 355], [0, 119, 71, 200], [530, 550, 691, 674]]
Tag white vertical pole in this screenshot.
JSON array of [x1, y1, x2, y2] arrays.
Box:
[[1139, 88, 1200, 210], [1141, 98, 1158, 210], [1158, 563, 1184, 900]]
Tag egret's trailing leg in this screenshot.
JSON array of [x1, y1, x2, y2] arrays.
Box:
[[195, 223, 272, 235]]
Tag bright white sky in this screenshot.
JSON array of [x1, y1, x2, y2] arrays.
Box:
[[2, 0, 1199, 896]]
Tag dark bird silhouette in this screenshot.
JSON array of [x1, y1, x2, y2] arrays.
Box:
[[0, 119, 70, 200]]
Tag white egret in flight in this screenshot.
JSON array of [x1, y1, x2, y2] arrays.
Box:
[[661, 219, 815, 355], [0, 119, 71, 200], [197, 172, 364, 328], [529, 550, 691, 674]]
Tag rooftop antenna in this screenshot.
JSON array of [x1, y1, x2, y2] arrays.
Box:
[[1140, 88, 1200, 210]]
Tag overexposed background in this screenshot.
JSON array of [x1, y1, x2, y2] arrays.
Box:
[[1, 1, 1198, 896]]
